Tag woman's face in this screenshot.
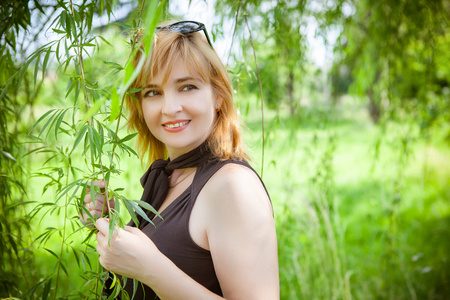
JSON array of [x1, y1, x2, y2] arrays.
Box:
[[141, 59, 220, 158]]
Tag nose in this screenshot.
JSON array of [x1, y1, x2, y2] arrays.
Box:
[[161, 92, 182, 116]]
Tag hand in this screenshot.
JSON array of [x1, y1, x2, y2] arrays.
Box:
[[79, 181, 114, 226], [95, 218, 160, 281]]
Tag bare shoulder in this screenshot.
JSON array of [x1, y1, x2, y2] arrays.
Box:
[[200, 162, 273, 219], [197, 162, 279, 299], [207, 162, 262, 189]]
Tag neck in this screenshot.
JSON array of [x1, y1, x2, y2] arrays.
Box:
[[169, 168, 196, 188]]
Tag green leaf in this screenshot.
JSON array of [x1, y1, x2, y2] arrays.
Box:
[[128, 200, 155, 226], [77, 98, 106, 131], [42, 48, 52, 81], [70, 124, 88, 154], [54, 108, 68, 139], [89, 125, 102, 157], [29, 109, 56, 135], [45, 109, 64, 140], [109, 88, 120, 122], [44, 248, 59, 259], [135, 200, 162, 219], [118, 132, 138, 143], [97, 35, 112, 46], [34, 53, 41, 86], [64, 38, 69, 60], [128, 87, 143, 94], [78, 43, 96, 47], [52, 28, 66, 34], [68, 12, 77, 39], [1, 151, 17, 161], [108, 213, 116, 246], [114, 21, 131, 29], [123, 60, 135, 86], [42, 278, 52, 300], [123, 199, 140, 227], [72, 248, 80, 268], [26, 278, 48, 298], [104, 61, 123, 69], [56, 39, 61, 63], [60, 260, 69, 276], [40, 110, 61, 138], [34, 0, 45, 14], [60, 10, 66, 30]]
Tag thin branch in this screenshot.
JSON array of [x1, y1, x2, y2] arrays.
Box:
[[53, 157, 71, 300], [69, 0, 91, 109], [226, 0, 241, 65], [244, 13, 265, 178]]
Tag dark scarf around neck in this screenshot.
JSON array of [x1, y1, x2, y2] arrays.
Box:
[[133, 142, 214, 229]]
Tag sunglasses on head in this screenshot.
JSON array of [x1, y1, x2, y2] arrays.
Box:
[[156, 21, 213, 48]]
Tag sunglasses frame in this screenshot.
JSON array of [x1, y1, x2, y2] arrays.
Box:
[[156, 21, 213, 48]]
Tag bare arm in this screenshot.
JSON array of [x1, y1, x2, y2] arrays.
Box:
[[200, 163, 279, 299]]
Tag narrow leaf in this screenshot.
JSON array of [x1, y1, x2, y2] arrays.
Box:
[[42, 49, 51, 81], [54, 108, 68, 139], [118, 132, 138, 143], [70, 124, 88, 154], [77, 98, 106, 131], [109, 88, 120, 122], [1, 151, 17, 161], [34, 53, 41, 86]]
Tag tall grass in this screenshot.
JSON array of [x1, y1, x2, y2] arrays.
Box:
[[245, 98, 450, 299]]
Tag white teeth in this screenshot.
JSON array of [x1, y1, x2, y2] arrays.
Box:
[[165, 121, 189, 128]]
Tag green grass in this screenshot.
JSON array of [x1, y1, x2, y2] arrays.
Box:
[[241, 97, 450, 299], [19, 97, 450, 299]]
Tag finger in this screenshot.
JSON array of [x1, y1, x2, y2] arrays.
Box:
[[86, 180, 106, 192], [94, 194, 105, 203], [95, 218, 110, 234], [124, 226, 146, 237], [93, 180, 107, 189], [90, 209, 104, 218], [85, 202, 93, 211], [91, 195, 105, 209], [96, 232, 107, 255], [108, 198, 115, 209], [84, 193, 92, 204]]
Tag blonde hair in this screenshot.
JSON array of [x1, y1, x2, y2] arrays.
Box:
[[126, 21, 248, 166]]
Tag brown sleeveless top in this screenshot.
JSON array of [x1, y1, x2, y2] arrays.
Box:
[[113, 158, 267, 299]]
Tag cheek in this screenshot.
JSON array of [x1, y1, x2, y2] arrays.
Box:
[[141, 103, 159, 129]]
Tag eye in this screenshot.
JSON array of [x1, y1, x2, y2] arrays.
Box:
[[143, 89, 161, 98], [181, 84, 197, 92]]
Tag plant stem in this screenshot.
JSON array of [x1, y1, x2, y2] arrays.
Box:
[[244, 12, 265, 178], [69, 0, 91, 110], [53, 156, 71, 300]]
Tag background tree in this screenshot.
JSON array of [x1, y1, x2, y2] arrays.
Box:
[[0, 0, 45, 295], [215, 0, 311, 115], [330, 0, 450, 131]]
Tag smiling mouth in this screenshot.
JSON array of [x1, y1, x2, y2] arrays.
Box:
[[163, 120, 190, 128]]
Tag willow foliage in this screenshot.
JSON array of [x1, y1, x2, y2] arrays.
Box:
[[1, 0, 167, 298]]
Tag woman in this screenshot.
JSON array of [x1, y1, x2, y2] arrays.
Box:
[[81, 20, 279, 299]]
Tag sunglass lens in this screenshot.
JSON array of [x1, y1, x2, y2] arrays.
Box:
[[171, 22, 201, 34]]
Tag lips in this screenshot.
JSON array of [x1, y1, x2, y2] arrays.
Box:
[[163, 120, 190, 128], [162, 120, 191, 132]]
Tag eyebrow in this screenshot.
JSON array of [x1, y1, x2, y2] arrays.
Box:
[[175, 76, 200, 83], [144, 76, 201, 89]]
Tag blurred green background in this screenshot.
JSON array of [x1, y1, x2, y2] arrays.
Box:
[[1, 0, 449, 299]]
